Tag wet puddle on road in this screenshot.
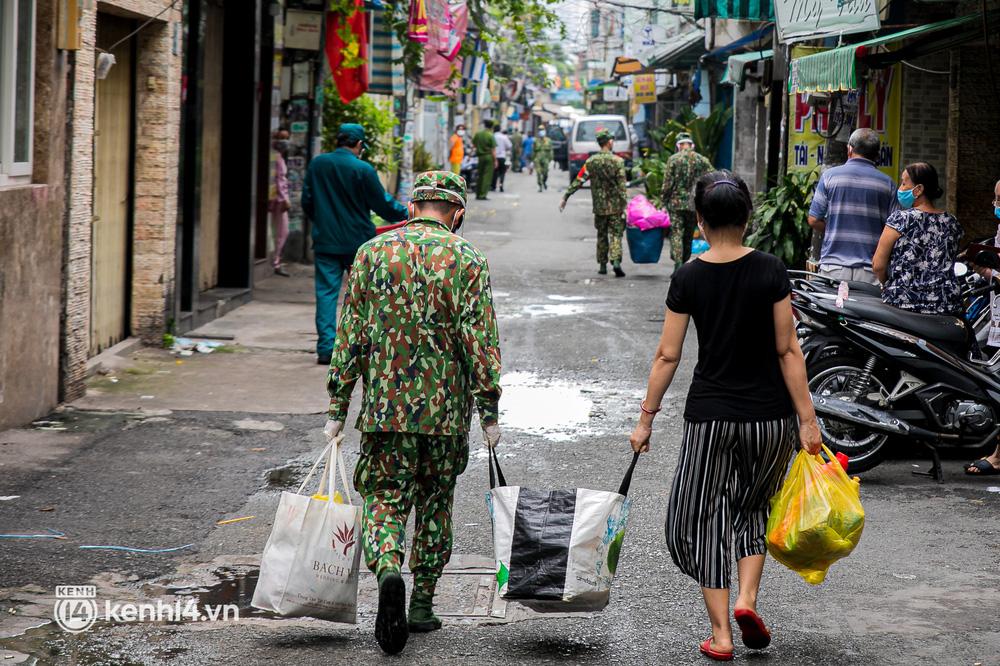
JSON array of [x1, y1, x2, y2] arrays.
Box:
[[499, 372, 594, 441]]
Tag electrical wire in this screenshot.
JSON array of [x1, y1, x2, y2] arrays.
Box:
[[100, 0, 181, 54], [900, 60, 949, 75]]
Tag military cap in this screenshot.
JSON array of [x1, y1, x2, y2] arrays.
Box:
[[411, 170, 467, 208], [338, 123, 366, 143], [675, 132, 695, 145], [596, 128, 614, 144]]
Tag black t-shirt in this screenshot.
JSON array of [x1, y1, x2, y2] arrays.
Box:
[[666, 250, 794, 422]]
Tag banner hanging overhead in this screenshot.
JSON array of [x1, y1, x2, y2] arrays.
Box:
[[774, 0, 879, 44]]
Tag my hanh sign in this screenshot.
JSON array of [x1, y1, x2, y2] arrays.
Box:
[[774, 0, 880, 44]]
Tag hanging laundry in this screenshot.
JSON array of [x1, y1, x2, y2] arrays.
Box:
[[418, 0, 468, 92], [408, 0, 429, 43], [326, 0, 369, 103]]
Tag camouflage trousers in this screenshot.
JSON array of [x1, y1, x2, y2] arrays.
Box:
[[534, 160, 549, 189], [669, 209, 696, 269], [355, 431, 469, 599], [595, 214, 625, 266]]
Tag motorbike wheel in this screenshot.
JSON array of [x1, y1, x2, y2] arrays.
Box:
[[808, 354, 893, 474]]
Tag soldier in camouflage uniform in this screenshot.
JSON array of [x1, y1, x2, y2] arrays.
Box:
[[559, 129, 628, 277], [662, 132, 713, 270], [324, 171, 502, 654], [533, 129, 554, 191]]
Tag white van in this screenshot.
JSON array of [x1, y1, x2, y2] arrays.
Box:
[[567, 115, 633, 183]]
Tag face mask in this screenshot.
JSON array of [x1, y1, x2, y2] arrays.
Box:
[[995, 206, 1000, 221], [457, 130, 465, 137], [897, 187, 916, 209], [272, 139, 290, 154], [539, 131, 546, 138]]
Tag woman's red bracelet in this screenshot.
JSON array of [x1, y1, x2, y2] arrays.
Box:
[[640, 400, 661, 415]]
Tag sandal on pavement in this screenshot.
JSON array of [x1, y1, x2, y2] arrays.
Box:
[[699, 638, 734, 661], [965, 458, 1000, 475], [734, 608, 771, 650]]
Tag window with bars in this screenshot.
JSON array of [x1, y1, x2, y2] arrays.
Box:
[[0, 0, 34, 186]]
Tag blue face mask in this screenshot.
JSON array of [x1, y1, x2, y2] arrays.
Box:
[[897, 187, 916, 209], [995, 206, 1000, 221]]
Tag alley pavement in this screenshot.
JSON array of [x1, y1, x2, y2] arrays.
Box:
[[2, 169, 1000, 665]]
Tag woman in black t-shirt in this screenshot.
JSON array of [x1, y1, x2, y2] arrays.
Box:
[[629, 171, 822, 661]]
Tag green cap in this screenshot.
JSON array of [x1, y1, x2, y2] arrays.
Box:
[[596, 129, 614, 144], [411, 171, 467, 208], [675, 132, 694, 145], [338, 123, 366, 143]]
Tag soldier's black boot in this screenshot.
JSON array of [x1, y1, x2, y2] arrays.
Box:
[[375, 571, 408, 654], [598, 264, 608, 275], [408, 593, 442, 633], [613, 263, 626, 278]]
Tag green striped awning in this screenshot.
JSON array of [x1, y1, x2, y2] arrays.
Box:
[[722, 49, 773, 86], [789, 13, 981, 93], [694, 0, 772, 21]]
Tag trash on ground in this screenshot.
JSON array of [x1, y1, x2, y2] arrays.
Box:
[[986, 486, 1000, 493], [0, 528, 66, 540], [250, 447, 267, 452], [140, 395, 155, 400], [38, 506, 55, 512], [217, 516, 256, 526], [892, 573, 916, 580], [171, 337, 224, 355], [0, 496, 20, 501], [78, 543, 194, 553]]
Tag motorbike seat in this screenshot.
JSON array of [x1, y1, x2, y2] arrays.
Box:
[[838, 298, 968, 356]]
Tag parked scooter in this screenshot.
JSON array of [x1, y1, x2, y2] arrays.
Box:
[[792, 262, 1000, 481]]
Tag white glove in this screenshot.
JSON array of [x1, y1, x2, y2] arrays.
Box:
[[323, 419, 343, 443], [483, 424, 501, 449]]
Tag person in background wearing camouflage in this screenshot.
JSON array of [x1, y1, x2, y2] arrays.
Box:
[[559, 129, 628, 277], [473, 120, 497, 200], [533, 127, 553, 191], [510, 128, 524, 173], [324, 171, 502, 655], [662, 132, 713, 270]]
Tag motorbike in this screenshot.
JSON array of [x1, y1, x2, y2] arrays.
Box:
[[792, 260, 1000, 481]]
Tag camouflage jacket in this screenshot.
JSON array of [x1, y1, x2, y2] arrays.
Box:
[[327, 218, 502, 435], [662, 148, 713, 212], [533, 137, 553, 165], [564, 152, 627, 217]]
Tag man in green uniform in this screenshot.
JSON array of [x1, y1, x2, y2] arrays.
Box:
[[510, 128, 523, 173], [302, 123, 408, 365], [662, 132, 713, 269], [324, 171, 502, 655], [472, 120, 497, 200], [533, 128, 553, 191], [559, 129, 628, 277]]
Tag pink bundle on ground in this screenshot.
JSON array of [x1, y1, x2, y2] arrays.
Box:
[[626, 195, 670, 231]]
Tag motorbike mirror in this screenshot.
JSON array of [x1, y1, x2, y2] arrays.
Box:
[[954, 262, 969, 277], [974, 250, 1000, 271]]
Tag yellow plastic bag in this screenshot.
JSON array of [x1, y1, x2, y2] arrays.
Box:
[[766, 444, 865, 585]]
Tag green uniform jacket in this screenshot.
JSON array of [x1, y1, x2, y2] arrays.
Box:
[[533, 137, 553, 165], [564, 151, 627, 217], [662, 148, 714, 212], [327, 217, 502, 435], [302, 148, 408, 256], [472, 129, 496, 157]]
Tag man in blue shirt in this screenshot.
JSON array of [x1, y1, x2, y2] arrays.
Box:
[[303, 123, 408, 364], [807, 128, 898, 285]]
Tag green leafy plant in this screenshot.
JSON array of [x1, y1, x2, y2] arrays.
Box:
[[637, 156, 666, 208], [322, 80, 400, 174], [650, 104, 734, 166], [745, 170, 819, 269], [412, 140, 439, 173]]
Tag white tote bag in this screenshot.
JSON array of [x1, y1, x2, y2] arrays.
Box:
[[251, 435, 362, 623], [486, 448, 637, 613]]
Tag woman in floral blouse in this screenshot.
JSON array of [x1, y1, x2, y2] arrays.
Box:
[[873, 162, 962, 315]]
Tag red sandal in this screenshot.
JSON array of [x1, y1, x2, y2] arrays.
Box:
[[734, 608, 771, 650], [700, 638, 734, 661]]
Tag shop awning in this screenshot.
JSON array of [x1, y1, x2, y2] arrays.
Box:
[[695, 0, 772, 21], [722, 49, 773, 86], [645, 29, 706, 70], [701, 24, 773, 63], [790, 12, 989, 93]]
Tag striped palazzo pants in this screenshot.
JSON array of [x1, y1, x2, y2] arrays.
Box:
[[666, 417, 797, 589]]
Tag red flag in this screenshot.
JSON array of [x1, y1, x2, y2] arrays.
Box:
[[326, 0, 369, 104]]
